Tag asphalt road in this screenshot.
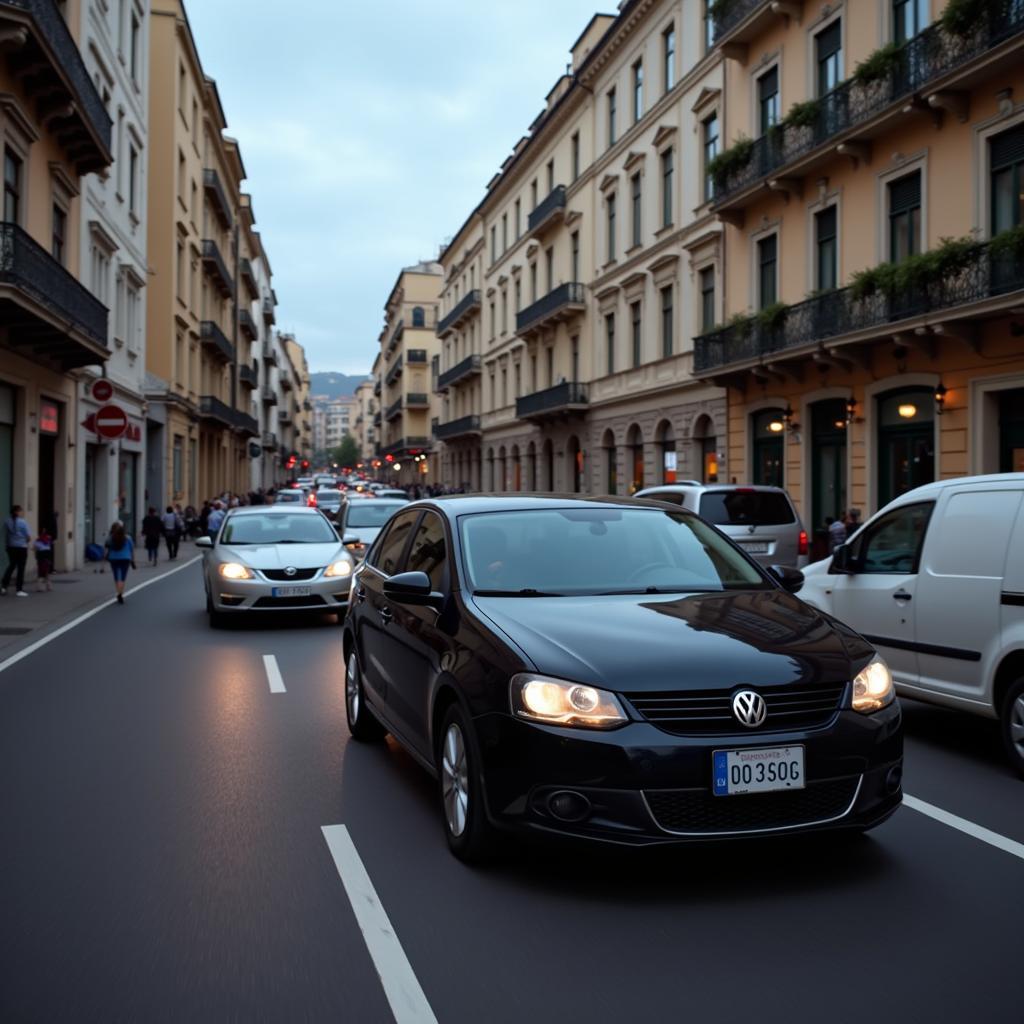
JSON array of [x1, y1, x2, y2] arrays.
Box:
[[0, 562, 1020, 1023]]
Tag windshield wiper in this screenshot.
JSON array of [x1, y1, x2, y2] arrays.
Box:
[[598, 586, 704, 595], [473, 588, 564, 597]]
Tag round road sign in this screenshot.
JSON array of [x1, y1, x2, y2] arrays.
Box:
[[95, 403, 128, 440], [91, 379, 114, 402]]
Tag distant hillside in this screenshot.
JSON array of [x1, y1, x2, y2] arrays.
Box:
[[309, 372, 371, 400]]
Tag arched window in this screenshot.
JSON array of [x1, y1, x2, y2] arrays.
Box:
[[626, 424, 644, 493], [412, 306, 426, 327], [510, 445, 522, 491], [692, 414, 718, 483], [655, 420, 676, 483]]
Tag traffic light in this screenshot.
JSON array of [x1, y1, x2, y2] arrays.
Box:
[[286, 455, 297, 469], [385, 454, 394, 463], [301, 459, 310, 470]]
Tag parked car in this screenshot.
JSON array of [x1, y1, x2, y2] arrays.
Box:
[[636, 484, 808, 568], [338, 497, 412, 561], [342, 495, 902, 861], [799, 472, 1024, 776], [197, 505, 355, 626]]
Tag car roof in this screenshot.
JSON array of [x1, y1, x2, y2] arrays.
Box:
[[229, 503, 321, 515], [420, 493, 700, 517], [637, 484, 789, 494], [880, 472, 1024, 506]]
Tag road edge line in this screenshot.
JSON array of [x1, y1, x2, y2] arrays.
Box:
[[321, 824, 438, 1024], [262, 654, 286, 693], [903, 793, 1024, 862]]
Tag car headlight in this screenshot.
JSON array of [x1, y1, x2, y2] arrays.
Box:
[[510, 673, 628, 729], [219, 562, 253, 580], [324, 560, 352, 578], [851, 655, 895, 713]]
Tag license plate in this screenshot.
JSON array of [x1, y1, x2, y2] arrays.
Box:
[[740, 541, 769, 554], [272, 586, 311, 597], [713, 746, 805, 796]]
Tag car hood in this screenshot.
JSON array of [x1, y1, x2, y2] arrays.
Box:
[[218, 542, 344, 570], [471, 589, 866, 693]]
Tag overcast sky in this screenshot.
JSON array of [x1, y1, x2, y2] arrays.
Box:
[[186, 1, 607, 375]]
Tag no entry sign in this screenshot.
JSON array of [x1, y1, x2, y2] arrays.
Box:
[[91, 379, 114, 402], [95, 403, 128, 440]]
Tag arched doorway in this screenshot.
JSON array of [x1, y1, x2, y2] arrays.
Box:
[[810, 398, 848, 556], [656, 420, 676, 483], [877, 387, 934, 506], [567, 436, 582, 493], [526, 441, 536, 490], [751, 408, 785, 486], [602, 429, 617, 494], [626, 424, 644, 493], [497, 445, 507, 492], [692, 414, 718, 483], [510, 445, 522, 491], [542, 439, 554, 491]]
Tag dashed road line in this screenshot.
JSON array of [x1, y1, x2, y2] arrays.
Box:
[[321, 824, 438, 1024], [904, 793, 1024, 862], [262, 654, 286, 693]]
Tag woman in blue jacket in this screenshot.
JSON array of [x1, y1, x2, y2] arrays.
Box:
[[104, 521, 135, 604]]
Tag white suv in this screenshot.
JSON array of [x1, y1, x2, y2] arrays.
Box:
[[799, 473, 1024, 776]]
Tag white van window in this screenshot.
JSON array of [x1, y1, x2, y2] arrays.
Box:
[[926, 490, 1022, 578], [853, 502, 933, 574]]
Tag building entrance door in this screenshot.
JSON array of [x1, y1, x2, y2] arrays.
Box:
[[877, 388, 934, 507], [811, 399, 848, 557], [119, 451, 138, 538], [999, 388, 1024, 472], [752, 408, 785, 487]]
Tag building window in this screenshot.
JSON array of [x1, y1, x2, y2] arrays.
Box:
[[546, 159, 554, 193], [514, 279, 521, 312], [130, 10, 140, 83], [546, 347, 554, 387], [605, 313, 615, 375], [664, 25, 676, 92], [531, 179, 538, 210], [631, 301, 642, 367], [571, 132, 580, 182], [631, 172, 642, 248], [607, 193, 616, 262], [571, 230, 579, 282], [529, 262, 537, 302], [501, 213, 507, 252], [489, 303, 495, 340], [571, 336, 579, 381], [51, 204, 66, 263], [703, 114, 719, 202], [501, 290, 507, 334], [173, 436, 183, 494], [128, 144, 139, 215], [704, 0, 715, 51], [514, 198, 521, 240], [893, 0, 928, 42], [412, 306, 425, 327], [815, 19, 842, 97], [888, 170, 921, 262], [815, 205, 838, 290], [990, 124, 1024, 233], [175, 240, 184, 300], [545, 247, 554, 291], [490, 225, 496, 263], [3, 149, 22, 224], [700, 267, 716, 333], [178, 61, 186, 114], [661, 147, 674, 227], [607, 87, 617, 147], [757, 235, 778, 309], [757, 66, 779, 136], [632, 61, 644, 123], [660, 285, 673, 358]]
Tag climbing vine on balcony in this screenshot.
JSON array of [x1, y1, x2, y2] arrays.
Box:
[[849, 235, 981, 299], [852, 42, 904, 85], [707, 136, 754, 189], [940, 0, 991, 38]]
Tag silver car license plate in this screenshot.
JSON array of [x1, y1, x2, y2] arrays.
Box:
[[272, 586, 311, 597]]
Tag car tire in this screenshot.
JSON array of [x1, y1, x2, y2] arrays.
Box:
[[206, 591, 226, 629], [345, 650, 386, 742], [437, 703, 493, 863], [999, 675, 1024, 778]]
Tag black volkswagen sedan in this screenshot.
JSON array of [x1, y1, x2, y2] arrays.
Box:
[[342, 496, 902, 861]]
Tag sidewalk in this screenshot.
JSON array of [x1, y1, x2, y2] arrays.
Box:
[[0, 541, 200, 660]]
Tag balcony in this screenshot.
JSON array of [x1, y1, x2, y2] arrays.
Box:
[[405, 392, 430, 408], [712, 8, 1024, 212], [435, 414, 482, 441], [516, 381, 589, 421], [710, 0, 789, 53], [516, 282, 586, 337], [385, 354, 403, 386], [387, 319, 404, 354], [373, 379, 381, 396], [437, 289, 481, 337], [234, 410, 259, 436], [694, 238, 1024, 377], [203, 169, 233, 229], [437, 353, 482, 391], [406, 348, 428, 364], [303, 398, 312, 411], [238, 308, 258, 341], [240, 258, 258, 300], [278, 408, 293, 425], [200, 320, 234, 363], [262, 343, 278, 365], [199, 395, 234, 428], [385, 397, 403, 421], [0, 0, 112, 173], [0, 222, 108, 369], [381, 436, 431, 459], [373, 411, 382, 427], [261, 388, 277, 406], [239, 363, 258, 389], [528, 185, 567, 237], [279, 370, 293, 391], [202, 239, 234, 299], [262, 431, 277, 450], [262, 297, 276, 324]]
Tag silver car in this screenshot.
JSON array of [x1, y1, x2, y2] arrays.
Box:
[[635, 484, 808, 568], [337, 497, 410, 562], [197, 505, 355, 626]]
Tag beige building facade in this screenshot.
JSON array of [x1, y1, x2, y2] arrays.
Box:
[[352, 378, 376, 465]]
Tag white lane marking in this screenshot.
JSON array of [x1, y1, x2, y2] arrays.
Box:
[[904, 793, 1024, 862], [0, 555, 202, 676], [262, 654, 286, 694], [321, 825, 438, 1024]]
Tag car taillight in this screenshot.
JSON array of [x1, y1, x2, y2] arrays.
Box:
[[308, 494, 317, 507], [798, 530, 808, 556]]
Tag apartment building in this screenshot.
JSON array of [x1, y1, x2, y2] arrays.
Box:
[[353, 378, 376, 463], [313, 395, 357, 455], [378, 262, 442, 486], [280, 333, 313, 465], [0, 0, 113, 568], [698, 0, 1024, 549]]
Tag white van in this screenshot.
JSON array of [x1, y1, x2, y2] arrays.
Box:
[[799, 473, 1024, 776]]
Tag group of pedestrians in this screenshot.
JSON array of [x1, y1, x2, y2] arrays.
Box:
[[140, 507, 184, 567], [1, 505, 53, 597], [825, 508, 862, 552]]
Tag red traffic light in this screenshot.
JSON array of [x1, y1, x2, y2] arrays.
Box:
[[385, 454, 394, 463], [301, 460, 310, 470]]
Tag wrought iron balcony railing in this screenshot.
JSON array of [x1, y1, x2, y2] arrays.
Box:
[[239, 363, 258, 388], [262, 431, 277, 449], [405, 392, 430, 407], [516, 282, 586, 336], [278, 408, 293, 425], [199, 395, 234, 427], [435, 414, 482, 440], [386, 354, 403, 386], [240, 258, 259, 299], [381, 436, 431, 458], [202, 239, 234, 299], [406, 348, 428, 363], [199, 320, 234, 362], [261, 388, 278, 405], [710, 0, 770, 44], [528, 185, 567, 235], [262, 297, 275, 324], [387, 319, 404, 353], [234, 410, 259, 436], [713, 6, 1024, 206], [203, 169, 233, 229], [516, 381, 589, 419], [386, 397, 403, 420], [437, 353, 482, 391], [373, 411, 382, 426], [262, 343, 278, 365], [694, 240, 1024, 374], [279, 370, 293, 391], [238, 308, 258, 341], [0, 222, 108, 367], [437, 289, 481, 336], [373, 379, 381, 396]]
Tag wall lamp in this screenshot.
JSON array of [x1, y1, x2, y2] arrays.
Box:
[[934, 384, 947, 416], [783, 403, 800, 434]]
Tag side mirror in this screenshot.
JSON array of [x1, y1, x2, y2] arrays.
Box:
[[195, 535, 213, 549], [829, 543, 854, 575], [383, 570, 442, 608], [767, 564, 804, 593]]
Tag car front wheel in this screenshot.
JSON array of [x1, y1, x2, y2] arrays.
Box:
[[1001, 675, 1024, 778], [437, 704, 493, 863], [345, 651, 385, 742]]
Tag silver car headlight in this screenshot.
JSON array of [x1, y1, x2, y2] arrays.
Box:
[[851, 655, 895, 713], [219, 562, 253, 580], [324, 560, 352, 578], [510, 673, 628, 729]]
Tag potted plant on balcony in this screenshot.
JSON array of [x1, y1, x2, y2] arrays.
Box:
[[852, 42, 904, 87], [707, 136, 755, 193], [940, 0, 990, 38]]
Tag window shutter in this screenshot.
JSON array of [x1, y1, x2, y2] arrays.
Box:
[[990, 124, 1024, 171], [888, 171, 921, 215], [816, 19, 842, 59]]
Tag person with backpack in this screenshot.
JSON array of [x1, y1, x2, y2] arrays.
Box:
[[161, 505, 182, 560], [2, 504, 31, 597], [103, 521, 135, 604], [141, 507, 163, 566]]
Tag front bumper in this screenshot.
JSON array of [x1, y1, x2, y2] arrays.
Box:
[[209, 570, 351, 613], [474, 702, 902, 845]]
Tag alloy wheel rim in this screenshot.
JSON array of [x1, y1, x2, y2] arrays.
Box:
[[346, 653, 360, 723], [1012, 695, 1024, 759], [441, 723, 469, 837]]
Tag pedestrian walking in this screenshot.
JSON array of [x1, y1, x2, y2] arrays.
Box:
[[141, 507, 163, 566], [103, 521, 135, 604], [33, 526, 54, 591], [161, 505, 182, 560], [207, 500, 226, 537], [1, 504, 31, 597], [826, 515, 847, 553]]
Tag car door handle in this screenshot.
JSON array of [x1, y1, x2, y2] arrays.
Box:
[[893, 590, 912, 601], [380, 606, 393, 624]]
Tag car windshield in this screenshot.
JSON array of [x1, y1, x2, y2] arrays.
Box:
[[698, 490, 795, 526], [460, 507, 768, 595], [221, 513, 337, 544], [275, 491, 303, 503], [318, 490, 342, 502], [346, 501, 407, 528]]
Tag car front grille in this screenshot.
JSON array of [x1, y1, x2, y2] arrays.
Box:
[[626, 683, 846, 736], [253, 595, 327, 608], [645, 776, 860, 835], [260, 568, 320, 582]]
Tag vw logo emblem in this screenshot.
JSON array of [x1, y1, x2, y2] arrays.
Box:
[[284, 566, 297, 577], [732, 690, 767, 728]]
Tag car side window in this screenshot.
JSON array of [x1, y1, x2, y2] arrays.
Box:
[[645, 490, 686, 506], [368, 510, 419, 576], [853, 502, 934, 574], [406, 512, 449, 593]]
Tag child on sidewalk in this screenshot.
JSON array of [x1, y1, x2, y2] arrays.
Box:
[[33, 528, 54, 592]]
